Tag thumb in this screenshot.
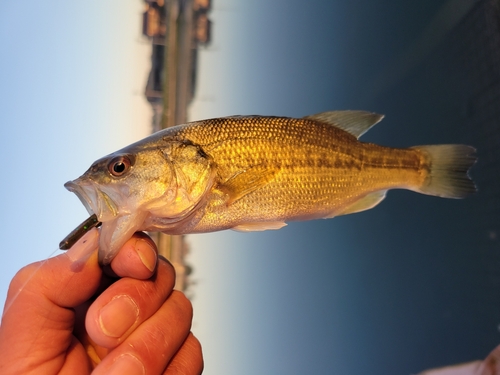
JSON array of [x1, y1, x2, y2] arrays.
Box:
[[0, 228, 102, 367], [4, 228, 102, 310]]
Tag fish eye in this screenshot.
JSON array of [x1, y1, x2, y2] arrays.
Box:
[[108, 155, 134, 177]]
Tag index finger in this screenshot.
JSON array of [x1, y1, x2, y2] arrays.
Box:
[[85, 257, 176, 349], [108, 232, 158, 280]]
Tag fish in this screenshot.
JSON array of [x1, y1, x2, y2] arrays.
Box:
[[64, 110, 477, 264]]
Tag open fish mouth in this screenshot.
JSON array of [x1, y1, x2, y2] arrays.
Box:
[[64, 179, 118, 222]]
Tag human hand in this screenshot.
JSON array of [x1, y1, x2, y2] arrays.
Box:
[[0, 229, 203, 375]]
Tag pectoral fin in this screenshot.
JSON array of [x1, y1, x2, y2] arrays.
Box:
[[232, 221, 287, 232], [221, 165, 278, 205], [336, 190, 387, 216]]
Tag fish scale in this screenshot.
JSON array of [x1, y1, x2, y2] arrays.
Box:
[[63, 110, 476, 264]]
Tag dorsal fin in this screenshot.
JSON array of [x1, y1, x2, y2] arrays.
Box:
[[304, 110, 384, 139]]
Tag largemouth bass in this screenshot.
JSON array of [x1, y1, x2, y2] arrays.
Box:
[[64, 111, 476, 264]]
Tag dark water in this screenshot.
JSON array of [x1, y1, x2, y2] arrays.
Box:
[[202, 1, 500, 374], [187, 0, 500, 373], [316, 1, 499, 372]]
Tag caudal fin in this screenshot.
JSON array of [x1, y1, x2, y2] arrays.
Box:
[[411, 145, 477, 199]]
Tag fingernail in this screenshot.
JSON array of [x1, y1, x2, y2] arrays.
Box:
[[136, 238, 157, 272], [99, 295, 139, 338], [107, 354, 145, 375], [66, 228, 99, 263]]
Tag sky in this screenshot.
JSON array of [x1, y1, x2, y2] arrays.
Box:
[[1, 1, 498, 375]]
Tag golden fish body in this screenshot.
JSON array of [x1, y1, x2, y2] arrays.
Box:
[[65, 111, 476, 264]]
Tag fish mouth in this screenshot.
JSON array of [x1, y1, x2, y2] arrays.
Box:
[[64, 179, 119, 222]]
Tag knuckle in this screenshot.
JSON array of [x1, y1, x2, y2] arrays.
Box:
[[158, 256, 176, 278], [171, 290, 194, 321], [164, 333, 204, 375], [188, 333, 203, 359], [152, 258, 176, 294], [8, 262, 42, 293]]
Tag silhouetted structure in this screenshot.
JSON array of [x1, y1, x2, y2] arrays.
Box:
[[193, 0, 211, 12], [141, 0, 213, 292], [193, 0, 212, 45], [144, 44, 165, 104], [194, 12, 211, 45], [143, 0, 212, 111], [142, 0, 167, 44]]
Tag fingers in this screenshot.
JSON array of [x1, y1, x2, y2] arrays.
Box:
[[86, 257, 176, 348], [92, 291, 196, 375], [109, 232, 158, 280], [2, 227, 100, 313], [0, 228, 101, 371], [87, 234, 203, 374], [5, 228, 101, 309], [163, 332, 204, 375]]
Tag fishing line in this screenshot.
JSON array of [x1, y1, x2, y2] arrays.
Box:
[[2, 222, 101, 318], [2, 247, 60, 318], [0, 229, 100, 365]]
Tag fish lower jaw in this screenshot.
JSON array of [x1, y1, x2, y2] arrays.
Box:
[[98, 213, 146, 265], [143, 210, 201, 234]]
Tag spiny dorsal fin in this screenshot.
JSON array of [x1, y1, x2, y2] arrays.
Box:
[[304, 110, 384, 139]]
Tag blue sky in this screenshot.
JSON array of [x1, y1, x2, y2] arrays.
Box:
[[0, 1, 496, 374], [0, 0, 151, 319]]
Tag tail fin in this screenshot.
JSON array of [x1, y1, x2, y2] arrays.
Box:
[[411, 145, 477, 199]]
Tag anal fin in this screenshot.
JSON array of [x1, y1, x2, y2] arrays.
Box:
[[337, 190, 387, 216], [232, 221, 287, 232]]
